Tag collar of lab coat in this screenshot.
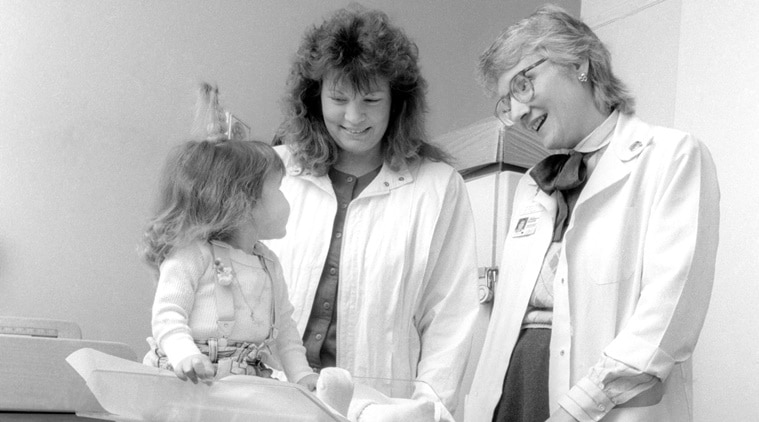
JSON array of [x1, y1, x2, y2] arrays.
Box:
[[522, 113, 654, 220], [576, 113, 654, 205], [280, 147, 415, 198]]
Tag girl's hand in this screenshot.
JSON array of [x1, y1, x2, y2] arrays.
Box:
[[297, 373, 319, 391], [174, 354, 215, 384]]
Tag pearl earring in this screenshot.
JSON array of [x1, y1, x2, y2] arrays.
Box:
[[578, 73, 588, 83]]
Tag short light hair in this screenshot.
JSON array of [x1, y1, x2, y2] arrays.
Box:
[[478, 4, 634, 114]]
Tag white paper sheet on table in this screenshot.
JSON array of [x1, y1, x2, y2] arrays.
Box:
[[66, 348, 347, 422]]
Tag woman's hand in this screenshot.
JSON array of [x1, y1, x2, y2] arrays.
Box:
[[297, 373, 320, 391], [546, 407, 579, 422], [174, 353, 215, 384]]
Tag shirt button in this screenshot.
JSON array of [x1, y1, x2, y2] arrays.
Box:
[[598, 404, 606, 411], [347, 176, 355, 183], [399, 177, 405, 181], [560, 349, 565, 356], [335, 232, 342, 239], [323, 302, 331, 310], [561, 278, 565, 284], [329, 267, 337, 275], [315, 334, 323, 340], [383, 181, 390, 187]]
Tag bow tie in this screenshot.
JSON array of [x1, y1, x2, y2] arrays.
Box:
[[529, 151, 587, 194]]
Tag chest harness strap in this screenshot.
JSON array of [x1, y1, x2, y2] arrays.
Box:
[[210, 241, 278, 369]]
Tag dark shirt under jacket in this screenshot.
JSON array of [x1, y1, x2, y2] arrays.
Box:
[[301, 165, 380, 371]]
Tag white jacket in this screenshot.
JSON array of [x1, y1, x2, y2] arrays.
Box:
[[465, 114, 720, 422], [266, 146, 480, 414]]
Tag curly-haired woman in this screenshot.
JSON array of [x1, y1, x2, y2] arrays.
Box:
[[266, 5, 479, 419]]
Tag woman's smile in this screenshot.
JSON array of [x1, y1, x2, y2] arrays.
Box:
[[341, 126, 371, 136], [529, 114, 547, 132]]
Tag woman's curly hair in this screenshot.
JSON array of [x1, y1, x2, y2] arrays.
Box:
[[275, 4, 449, 175]]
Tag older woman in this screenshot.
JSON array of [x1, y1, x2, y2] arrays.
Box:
[[267, 5, 479, 419], [466, 5, 719, 422]]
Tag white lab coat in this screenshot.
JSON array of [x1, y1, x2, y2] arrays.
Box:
[[266, 146, 480, 414], [465, 113, 720, 422]]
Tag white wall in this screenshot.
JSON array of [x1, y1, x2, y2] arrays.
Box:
[[584, 0, 681, 127], [676, 1, 759, 420], [0, 0, 579, 360], [582, 0, 759, 420]]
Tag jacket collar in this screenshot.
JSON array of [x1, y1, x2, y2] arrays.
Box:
[[522, 177, 560, 220], [576, 113, 653, 206], [280, 145, 415, 197], [359, 161, 414, 196], [522, 113, 652, 221], [278, 146, 334, 195]]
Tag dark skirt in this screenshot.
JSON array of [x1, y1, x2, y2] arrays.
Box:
[[492, 328, 551, 422]]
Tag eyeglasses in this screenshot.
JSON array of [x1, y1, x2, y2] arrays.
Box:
[[494, 58, 547, 126]]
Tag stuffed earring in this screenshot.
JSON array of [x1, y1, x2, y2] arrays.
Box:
[[578, 72, 588, 83]]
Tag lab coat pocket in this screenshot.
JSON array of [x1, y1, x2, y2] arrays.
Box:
[[587, 250, 635, 285]]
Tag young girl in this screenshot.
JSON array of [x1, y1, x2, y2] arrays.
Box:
[[141, 86, 318, 390]]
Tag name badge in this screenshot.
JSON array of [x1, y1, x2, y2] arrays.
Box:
[[512, 204, 542, 238]]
